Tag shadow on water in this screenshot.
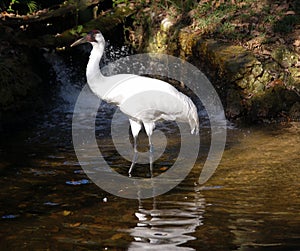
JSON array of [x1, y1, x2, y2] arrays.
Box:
[[0, 45, 300, 250]]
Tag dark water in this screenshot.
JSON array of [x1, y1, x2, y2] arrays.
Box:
[[0, 50, 299, 250]]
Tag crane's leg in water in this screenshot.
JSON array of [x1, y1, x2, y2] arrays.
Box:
[[128, 136, 138, 176], [144, 122, 155, 177], [148, 135, 154, 177], [129, 119, 142, 176]]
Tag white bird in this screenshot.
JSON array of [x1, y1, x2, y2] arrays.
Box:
[[71, 30, 199, 176]]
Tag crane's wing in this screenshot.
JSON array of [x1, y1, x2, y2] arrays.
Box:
[[102, 74, 199, 134]]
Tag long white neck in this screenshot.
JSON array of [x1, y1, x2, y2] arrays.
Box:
[[86, 43, 106, 98]]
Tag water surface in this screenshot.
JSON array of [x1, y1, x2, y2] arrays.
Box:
[[0, 51, 299, 250]]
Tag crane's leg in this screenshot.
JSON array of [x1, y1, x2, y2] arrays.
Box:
[[128, 119, 142, 176], [128, 136, 138, 176], [148, 135, 154, 177], [144, 122, 155, 177]]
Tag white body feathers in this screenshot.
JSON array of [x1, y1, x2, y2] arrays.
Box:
[[85, 34, 199, 136]]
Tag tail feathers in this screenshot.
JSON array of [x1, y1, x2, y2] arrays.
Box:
[[187, 99, 199, 135], [189, 112, 199, 135]]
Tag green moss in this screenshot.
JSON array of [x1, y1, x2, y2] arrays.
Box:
[[251, 87, 284, 118], [289, 67, 300, 87], [271, 46, 299, 68], [253, 80, 265, 93], [252, 64, 263, 78], [226, 88, 243, 118]]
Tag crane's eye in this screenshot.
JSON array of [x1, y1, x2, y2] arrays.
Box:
[[87, 30, 101, 42]]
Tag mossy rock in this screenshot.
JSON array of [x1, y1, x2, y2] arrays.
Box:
[[193, 38, 300, 121], [177, 31, 197, 57], [289, 102, 300, 120], [195, 39, 258, 81], [226, 88, 243, 118], [271, 45, 299, 68], [288, 67, 300, 94], [248, 88, 283, 119]]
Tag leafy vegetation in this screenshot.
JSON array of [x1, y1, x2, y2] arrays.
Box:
[[119, 0, 299, 54], [0, 0, 79, 14], [2, 0, 38, 14], [112, 0, 129, 8], [69, 25, 84, 36]]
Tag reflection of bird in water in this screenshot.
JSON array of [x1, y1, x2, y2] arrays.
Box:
[[71, 30, 199, 175], [128, 186, 205, 250]]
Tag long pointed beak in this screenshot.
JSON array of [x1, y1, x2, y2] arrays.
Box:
[[71, 36, 88, 47]]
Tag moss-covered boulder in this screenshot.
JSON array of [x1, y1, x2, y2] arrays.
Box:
[[193, 39, 300, 122]]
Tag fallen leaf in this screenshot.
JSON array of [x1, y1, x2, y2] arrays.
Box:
[[293, 40, 300, 47], [69, 222, 81, 227], [285, 11, 296, 15], [262, 49, 272, 55], [111, 233, 125, 240], [267, 79, 284, 88], [63, 210, 71, 216]]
